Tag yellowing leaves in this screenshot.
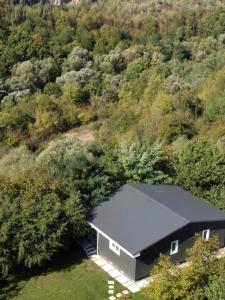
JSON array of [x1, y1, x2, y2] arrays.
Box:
[[199, 67, 225, 106]]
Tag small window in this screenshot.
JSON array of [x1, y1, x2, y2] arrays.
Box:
[[202, 229, 210, 241], [109, 240, 121, 256], [170, 240, 179, 255]]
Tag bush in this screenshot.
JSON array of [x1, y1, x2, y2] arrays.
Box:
[[43, 82, 62, 97], [62, 84, 90, 106], [206, 273, 225, 300], [62, 47, 89, 73], [0, 167, 86, 275], [174, 139, 225, 196], [145, 236, 220, 300], [159, 112, 195, 143], [98, 48, 126, 74], [118, 141, 171, 184]]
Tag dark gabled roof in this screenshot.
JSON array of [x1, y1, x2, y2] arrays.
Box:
[[133, 184, 225, 223], [89, 184, 225, 256]]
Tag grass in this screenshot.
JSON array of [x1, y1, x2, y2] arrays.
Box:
[[0, 243, 147, 300]]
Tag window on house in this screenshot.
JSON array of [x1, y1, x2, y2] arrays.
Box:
[[202, 229, 210, 241], [109, 240, 121, 256], [170, 240, 179, 255]]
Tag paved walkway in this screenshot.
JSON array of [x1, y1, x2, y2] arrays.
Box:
[[79, 237, 225, 295], [78, 237, 149, 294]]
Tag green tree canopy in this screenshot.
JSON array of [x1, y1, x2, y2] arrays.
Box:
[[145, 235, 221, 300], [0, 167, 86, 275], [174, 138, 225, 196], [118, 141, 172, 184]]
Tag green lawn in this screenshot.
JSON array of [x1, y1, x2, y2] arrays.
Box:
[[1, 243, 147, 300]]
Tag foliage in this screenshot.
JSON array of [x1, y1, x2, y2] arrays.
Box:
[[159, 112, 196, 143], [203, 185, 225, 211], [36, 136, 117, 207], [62, 46, 89, 72], [174, 139, 225, 196], [118, 141, 171, 184], [1, 2, 225, 294], [145, 236, 221, 300], [206, 272, 225, 300], [62, 84, 90, 106], [0, 167, 86, 275]]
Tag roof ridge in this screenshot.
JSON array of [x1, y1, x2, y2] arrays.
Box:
[[128, 184, 189, 224]]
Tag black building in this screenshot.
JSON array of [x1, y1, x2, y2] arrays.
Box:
[[89, 184, 225, 281]]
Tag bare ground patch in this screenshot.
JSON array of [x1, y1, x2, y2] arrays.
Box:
[[63, 126, 95, 142]]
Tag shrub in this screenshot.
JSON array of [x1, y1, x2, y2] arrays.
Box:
[[118, 141, 171, 184], [62, 46, 89, 73], [174, 138, 225, 196], [159, 112, 195, 143]]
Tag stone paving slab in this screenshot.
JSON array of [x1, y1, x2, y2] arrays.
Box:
[[95, 259, 107, 267], [124, 280, 134, 287], [136, 279, 148, 288], [116, 274, 130, 284], [102, 263, 115, 272], [90, 254, 99, 261], [128, 284, 140, 293], [109, 285, 114, 289], [122, 290, 129, 295], [108, 269, 122, 278]]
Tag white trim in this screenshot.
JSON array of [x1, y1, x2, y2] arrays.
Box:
[[88, 222, 140, 258], [202, 229, 210, 241], [170, 240, 179, 255], [109, 240, 121, 256]]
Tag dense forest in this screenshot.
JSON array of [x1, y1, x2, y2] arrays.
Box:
[[1, 0, 225, 298]]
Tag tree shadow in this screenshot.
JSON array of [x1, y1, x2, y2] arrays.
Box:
[[0, 276, 24, 300], [0, 242, 87, 300]]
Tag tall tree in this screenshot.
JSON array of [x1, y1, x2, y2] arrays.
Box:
[[118, 141, 172, 184], [174, 139, 225, 197]]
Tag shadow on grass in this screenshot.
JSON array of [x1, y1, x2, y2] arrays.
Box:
[[0, 276, 24, 300], [0, 242, 86, 300]]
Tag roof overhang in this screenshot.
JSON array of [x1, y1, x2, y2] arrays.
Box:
[[88, 221, 140, 259]]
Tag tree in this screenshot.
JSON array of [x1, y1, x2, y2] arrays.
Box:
[[36, 137, 115, 207], [144, 255, 181, 300], [101, 74, 122, 102], [56, 67, 99, 86], [62, 84, 90, 106], [145, 236, 220, 300], [6, 58, 58, 94], [180, 235, 220, 300], [199, 8, 225, 38], [159, 112, 196, 143], [62, 46, 89, 73], [0, 145, 34, 178], [203, 185, 225, 211], [29, 94, 62, 139], [43, 82, 62, 97], [98, 47, 126, 75], [93, 25, 123, 55], [0, 167, 86, 275], [118, 142, 171, 184], [174, 139, 225, 197], [123, 55, 150, 82], [206, 273, 225, 300]]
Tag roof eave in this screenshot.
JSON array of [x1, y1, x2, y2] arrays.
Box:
[[88, 221, 140, 258]]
